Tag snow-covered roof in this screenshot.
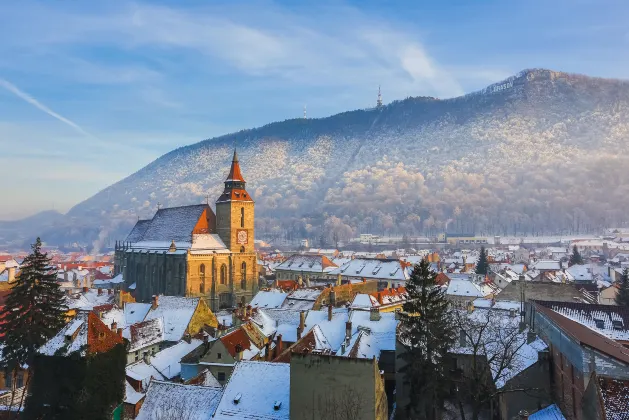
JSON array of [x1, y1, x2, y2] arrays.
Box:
[[548, 304, 629, 342], [565, 264, 594, 282], [250, 290, 288, 309], [303, 309, 350, 350], [249, 310, 277, 338], [349, 310, 398, 352], [65, 289, 115, 311], [125, 220, 151, 243], [137, 381, 222, 420], [124, 302, 152, 325], [213, 361, 290, 420], [132, 204, 209, 243], [190, 234, 229, 254], [529, 404, 566, 420], [351, 293, 373, 309], [124, 380, 145, 405], [144, 296, 200, 342], [275, 254, 337, 273], [473, 299, 521, 312], [281, 288, 322, 310], [446, 278, 492, 298], [128, 317, 165, 352], [530, 260, 561, 271], [329, 258, 410, 281], [150, 339, 203, 379]]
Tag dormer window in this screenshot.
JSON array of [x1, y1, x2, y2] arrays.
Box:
[[612, 320, 623, 331], [594, 319, 605, 329]]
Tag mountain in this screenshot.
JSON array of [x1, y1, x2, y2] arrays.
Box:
[[6, 68, 629, 249]]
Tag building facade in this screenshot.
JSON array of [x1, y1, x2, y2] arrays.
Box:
[[114, 150, 258, 311]]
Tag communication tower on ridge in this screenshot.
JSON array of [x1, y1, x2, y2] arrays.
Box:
[[303, 104, 307, 119], [377, 85, 383, 108]]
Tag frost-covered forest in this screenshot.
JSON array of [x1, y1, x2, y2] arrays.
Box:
[[9, 69, 629, 249]]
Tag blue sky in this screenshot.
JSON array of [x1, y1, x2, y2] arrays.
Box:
[[0, 0, 627, 220]]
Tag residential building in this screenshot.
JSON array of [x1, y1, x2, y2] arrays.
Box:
[[328, 258, 410, 286], [274, 254, 338, 281], [135, 381, 222, 420]]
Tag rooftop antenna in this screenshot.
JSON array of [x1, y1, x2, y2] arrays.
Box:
[[206, 194, 210, 205], [303, 104, 307, 119], [157, 201, 161, 210], [377, 85, 383, 108]]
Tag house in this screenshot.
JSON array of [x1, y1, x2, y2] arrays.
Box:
[[527, 302, 629, 420], [274, 254, 338, 281], [599, 284, 618, 305], [496, 280, 582, 303], [447, 307, 551, 420], [582, 374, 629, 420], [328, 258, 410, 286], [143, 295, 218, 344], [445, 275, 494, 306], [213, 361, 290, 420], [180, 327, 261, 385], [290, 352, 388, 420], [249, 290, 288, 309], [533, 301, 629, 345], [350, 287, 408, 312], [135, 380, 222, 420], [126, 318, 165, 364]]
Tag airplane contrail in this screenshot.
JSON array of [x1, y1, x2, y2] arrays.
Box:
[[0, 78, 94, 138]]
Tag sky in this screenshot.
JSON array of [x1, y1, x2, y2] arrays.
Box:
[[0, 0, 628, 220]]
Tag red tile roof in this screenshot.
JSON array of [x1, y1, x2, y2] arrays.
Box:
[[598, 376, 629, 419], [220, 327, 252, 357], [273, 329, 317, 363]]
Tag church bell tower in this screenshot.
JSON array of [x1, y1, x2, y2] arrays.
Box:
[[216, 149, 255, 253]]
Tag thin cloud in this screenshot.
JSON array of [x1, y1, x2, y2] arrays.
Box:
[[0, 78, 94, 138]]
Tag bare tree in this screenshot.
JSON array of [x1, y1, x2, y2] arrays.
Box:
[[316, 386, 368, 420], [450, 309, 548, 420]]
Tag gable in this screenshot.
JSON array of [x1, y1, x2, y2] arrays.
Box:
[[201, 340, 235, 364], [192, 208, 217, 235]]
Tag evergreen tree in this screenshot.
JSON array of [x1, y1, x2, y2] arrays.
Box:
[[475, 246, 489, 275], [397, 259, 457, 419], [616, 268, 629, 308], [569, 245, 584, 266], [0, 238, 67, 372]]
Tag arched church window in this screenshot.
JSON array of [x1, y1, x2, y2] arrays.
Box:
[[240, 246, 245, 253], [241, 207, 245, 228], [200, 264, 205, 277], [220, 264, 227, 285], [240, 262, 247, 290]]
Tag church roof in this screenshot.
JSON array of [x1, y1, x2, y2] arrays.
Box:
[[126, 204, 209, 244], [226, 149, 245, 183], [125, 219, 151, 243]]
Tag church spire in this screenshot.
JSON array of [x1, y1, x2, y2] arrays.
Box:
[[226, 148, 245, 183]]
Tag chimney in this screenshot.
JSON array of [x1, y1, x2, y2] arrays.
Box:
[[297, 326, 302, 340], [143, 351, 151, 365], [117, 328, 123, 338], [305, 275, 311, 287], [276, 334, 283, 355], [108, 288, 112, 295], [111, 321, 117, 332], [274, 278, 279, 289], [7, 267, 15, 282], [330, 287, 336, 306], [518, 410, 529, 420], [265, 341, 271, 361], [299, 311, 305, 333], [151, 295, 159, 310], [246, 305, 252, 319], [527, 329, 537, 344], [336, 273, 342, 286], [377, 292, 383, 305], [370, 307, 381, 322], [97, 288, 103, 296], [345, 321, 352, 342], [82, 286, 88, 293], [297, 275, 303, 287], [328, 304, 333, 321]]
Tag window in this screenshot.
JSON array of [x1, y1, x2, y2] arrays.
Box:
[[217, 372, 226, 382], [240, 246, 245, 253], [16, 373, 23, 388], [240, 262, 247, 290], [217, 353, 222, 360], [200, 283, 205, 294], [135, 352, 139, 362], [200, 264, 206, 277], [4, 371, 11, 389], [612, 320, 623, 330], [220, 264, 227, 285], [241, 207, 245, 228], [594, 319, 605, 329]]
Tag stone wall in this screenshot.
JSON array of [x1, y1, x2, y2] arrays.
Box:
[[290, 353, 388, 420]]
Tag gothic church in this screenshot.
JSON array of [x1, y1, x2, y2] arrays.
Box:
[[114, 150, 257, 311]]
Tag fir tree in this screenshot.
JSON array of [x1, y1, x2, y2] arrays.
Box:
[[0, 238, 67, 372], [475, 246, 489, 275], [616, 268, 629, 308], [569, 245, 584, 266], [397, 259, 457, 419]]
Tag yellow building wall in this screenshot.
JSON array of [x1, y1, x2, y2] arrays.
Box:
[[216, 201, 255, 254]]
